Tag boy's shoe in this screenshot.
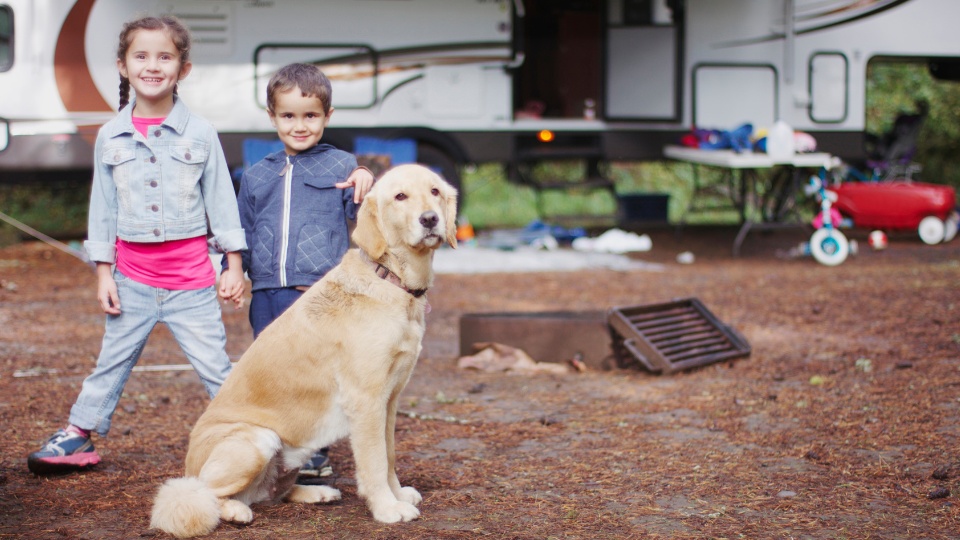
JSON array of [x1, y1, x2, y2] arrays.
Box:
[[297, 448, 334, 482], [27, 428, 101, 474]]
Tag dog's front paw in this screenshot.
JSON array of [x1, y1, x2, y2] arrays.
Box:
[[396, 486, 422, 507], [221, 499, 253, 524], [372, 500, 421, 523], [286, 484, 342, 504]]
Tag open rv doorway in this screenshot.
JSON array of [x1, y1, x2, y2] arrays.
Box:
[[514, 0, 603, 120], [514, 0, 681, 122]]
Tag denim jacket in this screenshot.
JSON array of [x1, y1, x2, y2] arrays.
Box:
[[237, 143, 359, 291], [84, 97, 246, 263]]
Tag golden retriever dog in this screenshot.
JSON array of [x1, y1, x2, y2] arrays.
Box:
[[149, 164, 457, 538]]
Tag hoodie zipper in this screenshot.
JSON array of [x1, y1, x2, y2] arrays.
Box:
[[279, 155, 292, 287]]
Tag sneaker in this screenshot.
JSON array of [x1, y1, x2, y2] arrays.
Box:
[[298, 448, 334, 480], [27, 427, 101, 474]]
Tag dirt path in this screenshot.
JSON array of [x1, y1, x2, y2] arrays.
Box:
[[1, 226, 958, 539]]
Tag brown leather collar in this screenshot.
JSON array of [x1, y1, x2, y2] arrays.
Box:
[[367, 257, 427, 298]]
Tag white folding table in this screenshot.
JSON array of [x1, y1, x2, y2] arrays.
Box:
[[663, 145, 837, 255]]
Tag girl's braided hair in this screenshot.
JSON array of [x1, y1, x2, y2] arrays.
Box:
[[116, 15, 191, 111]]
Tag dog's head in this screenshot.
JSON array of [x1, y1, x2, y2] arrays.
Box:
[[353, 163, 458, 259]]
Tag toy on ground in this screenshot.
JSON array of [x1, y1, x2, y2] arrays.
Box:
[[805, 171, 850, 266], [868, 230, 888, 250], [829, 180, 958, 245]]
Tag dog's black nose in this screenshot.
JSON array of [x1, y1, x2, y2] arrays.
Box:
[[420, 211, 439, 229]]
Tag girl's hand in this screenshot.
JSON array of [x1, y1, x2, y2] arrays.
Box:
[[218, 268, 245, 309], [336, 166, 376, 203], [95, 263, 121, 315], [218, 252, 245, 309]]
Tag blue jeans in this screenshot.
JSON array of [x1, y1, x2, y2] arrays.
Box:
[[249, 287, 304, 338], [69, 270, 233, 436]]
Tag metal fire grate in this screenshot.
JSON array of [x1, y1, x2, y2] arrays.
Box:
[[607, 297, 751, 374]]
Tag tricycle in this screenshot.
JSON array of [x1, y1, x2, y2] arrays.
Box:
[[806, 172, 851, 266]]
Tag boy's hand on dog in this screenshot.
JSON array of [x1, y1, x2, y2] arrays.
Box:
[[337, 166, 376, 203], [95, 262, 121, 315]]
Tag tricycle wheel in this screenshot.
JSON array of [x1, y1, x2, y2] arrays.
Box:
[[918, 216, 945, 245], [810, 228, 849, 266]]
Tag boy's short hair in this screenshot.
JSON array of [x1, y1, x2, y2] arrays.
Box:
[[266, 63, 333, 113]]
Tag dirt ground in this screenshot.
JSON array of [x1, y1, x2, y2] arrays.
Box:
[[1, 224, 958, 540]]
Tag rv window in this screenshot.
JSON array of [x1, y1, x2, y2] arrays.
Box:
[[809, 53, 848, 123], [693, 65, 777, 130], [0, 5, 11, 72]]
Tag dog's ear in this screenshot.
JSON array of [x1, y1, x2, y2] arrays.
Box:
[[353, 191, 388, 259], [443, 181, 459, 249]]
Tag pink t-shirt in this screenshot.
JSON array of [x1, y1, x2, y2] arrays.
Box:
[[132, 116, 165, 137], [116, 236, 215, 290]]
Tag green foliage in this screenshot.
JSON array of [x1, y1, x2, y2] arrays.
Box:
[[460, 164, 539, 229], [607, 161, 740, 224], [461, 160, 742, 229], [0, 181, 88, 246], [866, 60, 960, 187]]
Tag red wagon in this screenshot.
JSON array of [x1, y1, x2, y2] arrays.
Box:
[[829, 180, 959, 244]]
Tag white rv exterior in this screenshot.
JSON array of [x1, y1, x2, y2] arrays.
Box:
[[0, 0, 958, 188]]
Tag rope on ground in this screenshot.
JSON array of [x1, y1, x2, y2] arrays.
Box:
[[0, 209, 89, 262]]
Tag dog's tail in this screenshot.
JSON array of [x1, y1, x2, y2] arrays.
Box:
[[150, 476, 220, 538]]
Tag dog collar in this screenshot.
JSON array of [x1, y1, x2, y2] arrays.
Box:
[[369, 260, 428, 298]]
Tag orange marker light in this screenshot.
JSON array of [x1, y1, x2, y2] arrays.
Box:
[[537, 129, 554, 143]]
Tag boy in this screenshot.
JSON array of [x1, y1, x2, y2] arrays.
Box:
[[233, 63, 375, 480]]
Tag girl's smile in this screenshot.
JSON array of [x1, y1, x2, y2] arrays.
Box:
[[117, 28, 191, 117]]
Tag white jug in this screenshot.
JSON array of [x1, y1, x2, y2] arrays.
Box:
[[766, 120, 795, 161]]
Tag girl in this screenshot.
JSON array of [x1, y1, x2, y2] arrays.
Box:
[[27, 15, 247, 474]]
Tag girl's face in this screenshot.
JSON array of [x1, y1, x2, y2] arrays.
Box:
[[118, 28, 191, 114]]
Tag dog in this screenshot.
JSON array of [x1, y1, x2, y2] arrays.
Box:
[[150, 163, 457, 538]]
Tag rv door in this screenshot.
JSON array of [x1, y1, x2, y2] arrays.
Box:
[[605, 0, 679, 121]]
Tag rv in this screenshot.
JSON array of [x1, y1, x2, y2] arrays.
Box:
[[1, 0, 959, 191]]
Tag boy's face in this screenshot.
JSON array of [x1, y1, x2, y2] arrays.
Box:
[[268, 87, 332, 155]]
